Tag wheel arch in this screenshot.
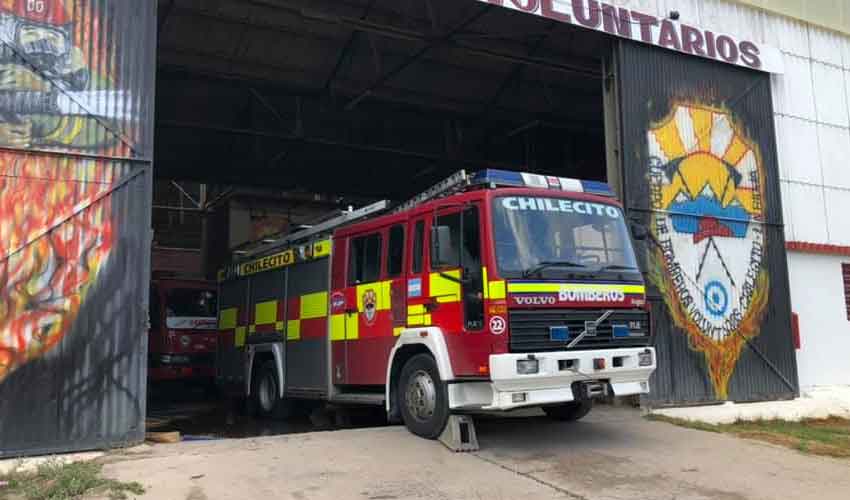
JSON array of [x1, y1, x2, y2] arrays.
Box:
[[385, 328, 454, 418], [246, 343, 285, 398]]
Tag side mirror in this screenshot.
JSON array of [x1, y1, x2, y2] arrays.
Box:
[[431, 225, 454, 267], [630, 221, 649, 241]]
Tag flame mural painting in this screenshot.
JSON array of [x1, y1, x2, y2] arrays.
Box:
[[0, 0, 130, 384], [646, 103, 769, 399]]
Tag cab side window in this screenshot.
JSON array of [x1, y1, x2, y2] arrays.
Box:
[[411, 220, 425, 274], [349, 233, 382, 285], [387, 225, 405, 277]]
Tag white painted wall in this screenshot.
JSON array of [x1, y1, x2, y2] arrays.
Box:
[[787, 252, 850, 388]]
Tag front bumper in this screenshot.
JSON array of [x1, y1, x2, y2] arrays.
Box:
[[149, 365, 215, 381], [448, 347, 656, 411]]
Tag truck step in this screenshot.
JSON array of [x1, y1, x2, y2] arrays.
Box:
[[330, 393, 385, 406]]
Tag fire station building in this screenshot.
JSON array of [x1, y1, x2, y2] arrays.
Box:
[[0, 0, 848, 456]]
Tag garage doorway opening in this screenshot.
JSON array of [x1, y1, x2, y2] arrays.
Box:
[[150, 0, 615, 438]]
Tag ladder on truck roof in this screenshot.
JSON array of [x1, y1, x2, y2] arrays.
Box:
[[245, 170, 470, 258], [392, 169, 469, 213], [243, 200, 389, 258]]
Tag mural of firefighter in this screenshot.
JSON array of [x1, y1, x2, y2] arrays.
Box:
[[646, 104, 769, 399], [0, 0, 128, 384]]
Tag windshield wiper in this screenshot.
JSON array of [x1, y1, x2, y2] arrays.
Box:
[[596, 264, 639, 272], [522, 260, 587, 278]]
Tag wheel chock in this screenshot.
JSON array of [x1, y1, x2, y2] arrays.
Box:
[[438, 414, 479, 452]]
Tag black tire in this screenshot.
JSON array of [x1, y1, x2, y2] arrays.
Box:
[[251, 360, 292, 420], [398, 354, 450, 439], [543, 400, 593, 422]]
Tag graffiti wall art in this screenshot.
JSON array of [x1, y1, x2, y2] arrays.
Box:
[[646, 103, 769, 399], [0, 0, 129, 384]]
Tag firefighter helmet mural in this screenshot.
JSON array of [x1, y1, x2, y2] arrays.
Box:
[[0, 0, 130, 384], [647, 103, 769, 399]]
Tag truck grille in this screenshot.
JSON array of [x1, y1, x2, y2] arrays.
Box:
[[508, 309, 650, 353]]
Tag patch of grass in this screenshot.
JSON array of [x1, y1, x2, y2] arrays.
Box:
[[0, 460, 145, 500], [647, 414, 850, 459]]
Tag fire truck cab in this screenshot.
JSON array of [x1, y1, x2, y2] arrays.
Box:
[[148, 278, 219, 383], [217, 170, 656, 438]]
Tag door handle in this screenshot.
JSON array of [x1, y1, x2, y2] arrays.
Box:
[[424, 299, 439, 312]]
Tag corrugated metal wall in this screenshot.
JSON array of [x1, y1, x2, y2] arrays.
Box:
[[0, 0, 156, 457], [615, 40, 799, 405]]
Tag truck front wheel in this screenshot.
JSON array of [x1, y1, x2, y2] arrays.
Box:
[[398, 354, 449, 439], [252, 360, 292, 420], [542, 400, 592, 421]]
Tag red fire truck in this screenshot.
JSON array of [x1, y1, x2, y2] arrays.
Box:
[[148, 278, 219, 383], [217, 170, 656, 438]]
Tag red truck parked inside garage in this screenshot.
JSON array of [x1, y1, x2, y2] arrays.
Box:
[[149, 278, 218, 383]]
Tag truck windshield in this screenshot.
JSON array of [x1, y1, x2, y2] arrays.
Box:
[[166, 289, 218, 318], [492, 196, 638, 279]]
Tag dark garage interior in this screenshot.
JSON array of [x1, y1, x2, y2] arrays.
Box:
[[149, 0, 614, 436]]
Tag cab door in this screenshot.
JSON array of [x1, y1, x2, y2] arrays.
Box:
[[430, 204, 487, 377], [430, 205, 485, 333], [344, 231, 388, 384]]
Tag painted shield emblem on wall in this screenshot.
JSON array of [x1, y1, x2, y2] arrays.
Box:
[[647, 104, 769, 399]]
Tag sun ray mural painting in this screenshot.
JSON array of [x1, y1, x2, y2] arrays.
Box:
[[647, 104, 769, 399], [0, 0, 155, 457], [617, 42, 798, 404]]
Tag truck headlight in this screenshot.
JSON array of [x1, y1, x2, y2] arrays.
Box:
[[638, 350, 653, 367], [517, 358, 539, 375]]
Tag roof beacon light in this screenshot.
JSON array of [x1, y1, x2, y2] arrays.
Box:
[[470, 169, 615, 197]]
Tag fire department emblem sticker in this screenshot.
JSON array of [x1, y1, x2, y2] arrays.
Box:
[[362, 289, 378, 325], [646, 104, 769, 399]]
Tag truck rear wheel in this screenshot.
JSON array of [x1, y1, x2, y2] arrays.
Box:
[[398, 354, 449, 439], [543, 400, 592, 422], [252, 360, 292, 420]]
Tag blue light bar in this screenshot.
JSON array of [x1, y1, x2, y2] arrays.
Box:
[[470, 169, 615, 197]]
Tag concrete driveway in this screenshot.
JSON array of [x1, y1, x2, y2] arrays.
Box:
[[104, 407, 850, 500]]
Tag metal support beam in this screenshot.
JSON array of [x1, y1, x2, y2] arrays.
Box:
[[170, 181, 201, 208], [344, 5, 493, 110], [157, 0, 176, 41], [323, 0, 378, 93], [249, 88, 290, 128], [486, 21, 558, 111], [160, 6, 600, 79], [157, 120, 524, 170]]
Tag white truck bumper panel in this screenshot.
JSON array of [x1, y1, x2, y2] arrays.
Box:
[[448, 347, 656, 411]]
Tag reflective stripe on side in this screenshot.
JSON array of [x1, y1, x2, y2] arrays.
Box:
[[300, 291, 328, 319], [507, 282, 646, 294], [235, 326, 247, 347], [219, 308, 238, 329], [429, 270, 461, 303], [255, 300, 278, 325], [287, 320, 301, 340]]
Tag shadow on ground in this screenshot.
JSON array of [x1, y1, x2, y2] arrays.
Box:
[[146, 382, 390, 440]]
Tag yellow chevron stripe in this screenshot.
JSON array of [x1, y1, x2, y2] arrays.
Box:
[[507, 283, 646, 294], [300, 291, 328, 319], [219, 307, 237, 329], [255, 300, 278, 325]]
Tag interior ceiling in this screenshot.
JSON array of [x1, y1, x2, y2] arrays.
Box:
[[155, 0, 610, 199]]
